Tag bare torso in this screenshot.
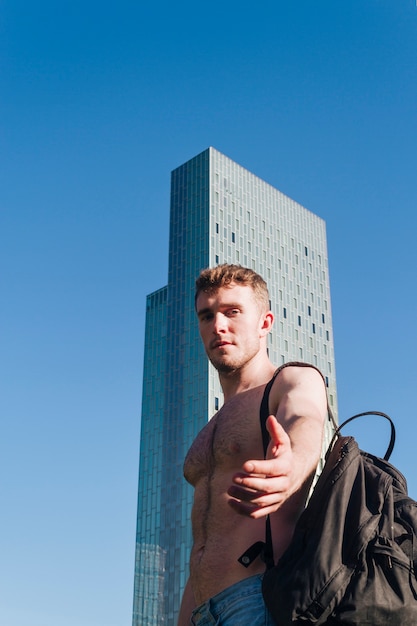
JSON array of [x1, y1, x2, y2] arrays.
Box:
[[183, 382, 306, 605]]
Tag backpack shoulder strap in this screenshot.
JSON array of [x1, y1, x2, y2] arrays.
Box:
[[238, 367, 280, 569]]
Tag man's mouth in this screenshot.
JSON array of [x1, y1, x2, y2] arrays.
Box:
[[210, 340, 232, 349]]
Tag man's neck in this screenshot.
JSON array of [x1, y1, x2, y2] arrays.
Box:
[[219, 355, 276, 403]]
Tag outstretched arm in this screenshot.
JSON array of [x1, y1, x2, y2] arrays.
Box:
[[227, 366, 327, 518]]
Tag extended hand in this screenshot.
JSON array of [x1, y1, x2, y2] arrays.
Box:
[[227, 416, 294, 518]]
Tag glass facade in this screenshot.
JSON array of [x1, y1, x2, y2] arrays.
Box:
[[133, 286, 167, 625], [133, 147, 338, 625]]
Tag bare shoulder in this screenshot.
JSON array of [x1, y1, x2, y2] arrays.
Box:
[[274, 363, 326, 389], [269, 363, 328, 414]]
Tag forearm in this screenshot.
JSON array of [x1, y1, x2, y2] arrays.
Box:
[[276, 394, 326, 493]]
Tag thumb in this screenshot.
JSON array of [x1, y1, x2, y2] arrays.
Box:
[[265, 415, 290, 458]]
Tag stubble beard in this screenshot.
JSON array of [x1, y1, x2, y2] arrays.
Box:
[[207, 342, 260, 375], [209, 356, 239, 375]]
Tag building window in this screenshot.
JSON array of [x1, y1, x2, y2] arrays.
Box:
[[283, 307, 287, 319], [215, 397, 219, 411], [231, 232, 235, 243], [312, 323, 316, 334], [298, 316, 302, 326]]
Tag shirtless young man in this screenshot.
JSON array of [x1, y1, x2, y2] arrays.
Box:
[[177, 264, 328, 626]]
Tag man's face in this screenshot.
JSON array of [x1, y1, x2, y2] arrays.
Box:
[[195, 283, 269, 373]]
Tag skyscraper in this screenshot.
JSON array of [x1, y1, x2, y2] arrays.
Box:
[[132, 147, 338, 625]]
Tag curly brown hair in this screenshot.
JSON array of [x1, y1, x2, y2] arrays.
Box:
[[195, 264, 270, 311]]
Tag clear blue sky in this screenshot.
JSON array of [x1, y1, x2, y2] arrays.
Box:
[[1, 1, 416, 624]]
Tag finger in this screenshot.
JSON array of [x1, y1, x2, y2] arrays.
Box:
[[265, 415, 291, 457], [228, 498, 284, 519], [228, 479, 288, 501], [241, 456, 291, 477], [230, 474, 289, 495]]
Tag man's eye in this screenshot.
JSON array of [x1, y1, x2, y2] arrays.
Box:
[[227, 309, 240, 316]]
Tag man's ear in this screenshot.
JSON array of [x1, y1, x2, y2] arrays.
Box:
[[260, 311, 274, 336]]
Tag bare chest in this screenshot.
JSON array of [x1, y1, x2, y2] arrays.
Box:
[[184, 387, 266, 485]]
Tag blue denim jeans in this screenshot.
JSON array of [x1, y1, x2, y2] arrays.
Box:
[[190, 574, 276, 625]]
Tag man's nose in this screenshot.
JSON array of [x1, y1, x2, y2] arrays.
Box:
[[213, 313, 227, 333]]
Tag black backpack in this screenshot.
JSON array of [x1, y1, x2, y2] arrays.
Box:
[[262, 410, 417, 625]]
